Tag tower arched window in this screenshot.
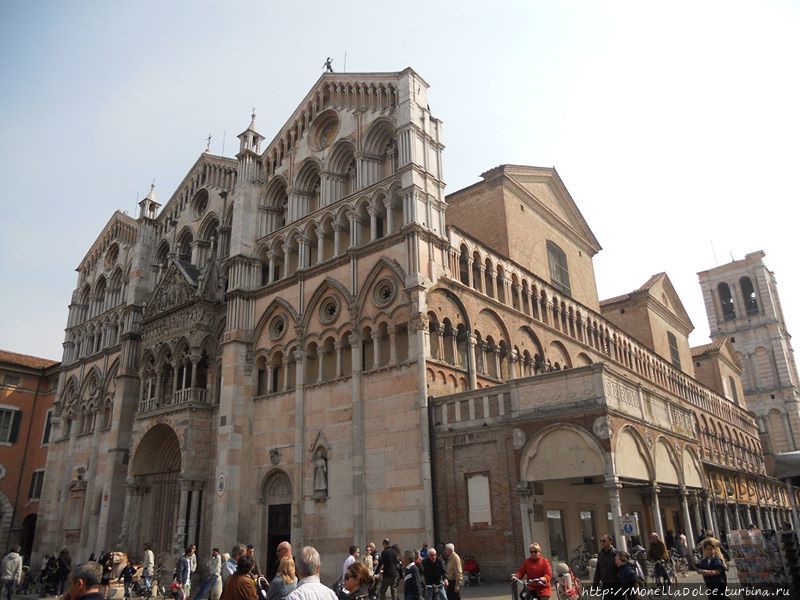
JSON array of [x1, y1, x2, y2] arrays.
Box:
[[718, 282, 736, 321], [740, 276, 759, 316]]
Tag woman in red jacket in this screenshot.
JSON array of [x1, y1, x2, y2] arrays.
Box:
[[511, 544, 552, 598]]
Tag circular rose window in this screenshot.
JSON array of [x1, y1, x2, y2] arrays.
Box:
[[319, 296, 340, 324], [269, 315, 286, 340], [373, 279, 396, 308]]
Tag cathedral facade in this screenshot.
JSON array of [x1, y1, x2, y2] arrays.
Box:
[[33, 69, 792, 580]]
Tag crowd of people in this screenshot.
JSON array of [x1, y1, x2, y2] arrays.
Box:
[[32, 539, 467, 600]]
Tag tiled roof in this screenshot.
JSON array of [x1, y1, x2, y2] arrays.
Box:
[[0, 349, 59, 370]]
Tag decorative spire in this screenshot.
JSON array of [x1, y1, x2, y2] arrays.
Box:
[[249, 108, 257, 131], [145, 180, 156, 201]]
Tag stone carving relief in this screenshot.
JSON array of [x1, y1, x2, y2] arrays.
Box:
[[593, 416, 613, 440], [512, 428, 526, 450]]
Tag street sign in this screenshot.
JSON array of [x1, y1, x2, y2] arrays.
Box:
[[620, 514, 639, 536]]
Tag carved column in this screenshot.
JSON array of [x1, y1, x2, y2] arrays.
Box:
[[317, 346, 325, 383], [650, 484, 664, 539], [368, 205, 378, 241], [335, 342, 343, 377], [372, 329, 381, 368], [316, 227, 326, 264], [282, 355, 290, 391], [606, 476, 627, 552], [476, 265, 485, 294], [383, 197, 394, 234], [267, 251, 277, 284], [517, 481, 534, 553], [679, 486, 695, 543], [333, 222, 343, 256], [389, 327, 398, 365]]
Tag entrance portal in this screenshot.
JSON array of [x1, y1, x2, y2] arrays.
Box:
[[261, 471, 292, 580], [131, 424, 182, 558]]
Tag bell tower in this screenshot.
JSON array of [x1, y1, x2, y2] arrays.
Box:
[[698, 251, 800, 455]]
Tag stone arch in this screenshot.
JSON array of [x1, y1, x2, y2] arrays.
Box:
[[654, 437, 681, 485], [130, 423, 182, 557], [260, 469, 293, 504], [548, 340, 572, 370], [301, 277, 355, 331], [363, 117, 397, 156], [176, 226, 194, 262], [682, 446, 705, 488], [198, 212, 220, 241], [576, 352, 592, 366], [519, 424, 606, 481], [251, 297, 301, 346], [517, 326, 545, 364], [475, 308, 511, 348], [355, 257, 407, 313], [614, 426, 653, 482]]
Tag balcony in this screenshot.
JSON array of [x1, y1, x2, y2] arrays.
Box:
[[138, 387, 210, 415], [431, 362, 696, 441]]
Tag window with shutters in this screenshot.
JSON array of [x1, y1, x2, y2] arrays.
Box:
[[29, 470, 44, 500], [546, 240, 571, 296], [0, 408, 22, 444], [667, 332, 681, 369]]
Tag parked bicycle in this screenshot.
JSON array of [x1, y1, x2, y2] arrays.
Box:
[[568, 545, 593, 577], [669, 548, 689, 577]]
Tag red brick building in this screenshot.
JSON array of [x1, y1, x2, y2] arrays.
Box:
[[0, 349, 59, 562]]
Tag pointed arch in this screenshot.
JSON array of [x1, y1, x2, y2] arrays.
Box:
[[655, 436, 681, 485], [475, 307, 511, 348], [355, 257, 407, 311], [519, 424, 607, 481], [251, 297, 301, 346], [363, 117, 397, 156], [614, 425, 654, 482], [300, 276, 356, 330]]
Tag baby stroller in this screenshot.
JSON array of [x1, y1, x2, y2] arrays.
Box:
[[462, 555, 480, 586]]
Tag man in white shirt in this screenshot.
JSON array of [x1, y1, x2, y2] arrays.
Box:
[[0, 546, 23, 600], [342, 546, 360, 580], [285, 547, 337, 600], [194, 548, 222, 600], [142, 544, 155, 596]]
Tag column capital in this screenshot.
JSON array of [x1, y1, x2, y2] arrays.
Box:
[[516, 481, 532, 497], [604, 475, 622, 490]]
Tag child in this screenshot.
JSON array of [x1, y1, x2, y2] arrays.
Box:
[[119, 562, 136, 599]]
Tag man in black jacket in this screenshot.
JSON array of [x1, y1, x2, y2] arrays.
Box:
[[420, 549, 448, 600], [402, 550, 424, 600], [375, 539, 400, 600], [592, 534, 618, 591]]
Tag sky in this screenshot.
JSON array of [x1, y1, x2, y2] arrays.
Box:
[[1, 0, 798, 361]]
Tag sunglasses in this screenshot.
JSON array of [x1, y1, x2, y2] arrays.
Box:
[[343, 574, 353, 580], [530, 549, 540, 554]]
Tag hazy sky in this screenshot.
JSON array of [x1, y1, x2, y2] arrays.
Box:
[[1, 0, 798, 361]]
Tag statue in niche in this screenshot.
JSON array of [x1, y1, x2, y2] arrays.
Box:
[[313, 447, 328, 498]]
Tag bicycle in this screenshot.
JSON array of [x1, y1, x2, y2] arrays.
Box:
[[646, 559, 676, 592], [669, 548, 689, 577], [568, 545, 592, 577], [424, 582, 446, 600], [511, 575, 547, 600]]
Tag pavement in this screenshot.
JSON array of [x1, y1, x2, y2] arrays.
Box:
[[459, 562, 740, 599], [13, 564, 743, 600]]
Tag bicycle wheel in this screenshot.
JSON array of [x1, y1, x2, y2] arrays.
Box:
[[569, 558, 586, 577], [555, 581, 567, 600]]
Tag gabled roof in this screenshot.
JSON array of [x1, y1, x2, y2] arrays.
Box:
[[260, 68, 423, 163], [691, 338, 742, 370], [0, 349, 59, 370], [480, 164, 602, 255], [77, 210, 138, 271], [601, 272, 694, 334], [156, 153, 237, 223]]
